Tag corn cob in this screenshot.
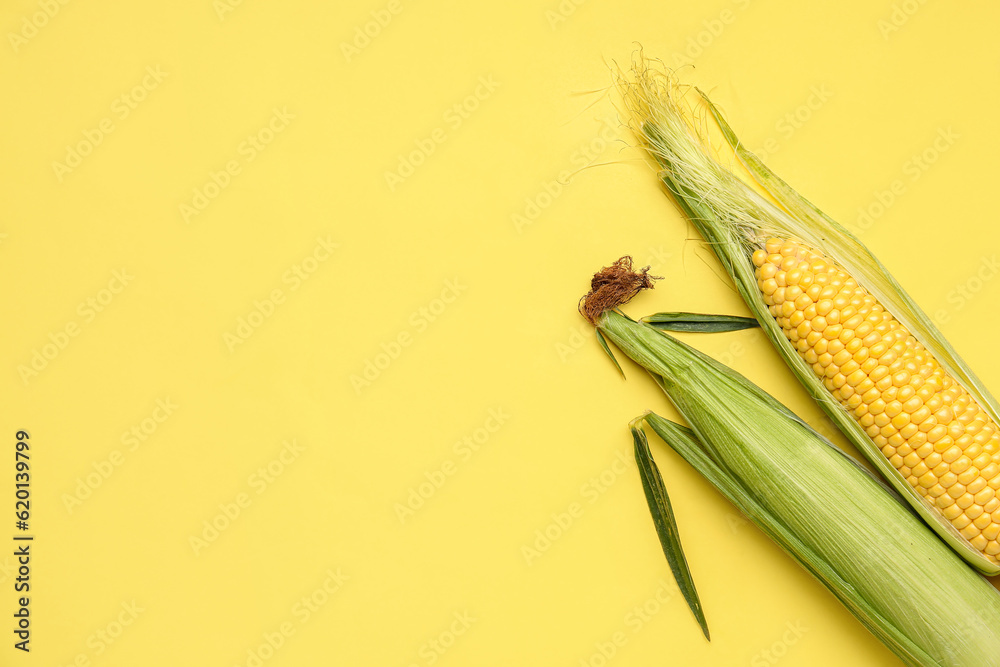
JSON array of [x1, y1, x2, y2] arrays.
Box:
[[617, 59, 1000, 574], [754, 238, 1000, 560], [581, 281, 1000, 666]]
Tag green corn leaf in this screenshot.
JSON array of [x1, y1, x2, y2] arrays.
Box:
[[629, 417, 710, 641], [642, 312, 758, 333], [595, 327, 625, 378]]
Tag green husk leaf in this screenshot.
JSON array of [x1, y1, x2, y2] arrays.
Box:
[[595, 327, 625, 378], [645, 368, 908, 507], [629, 417, 710, 641], [642, 311, 758, 333], [618, 61, 1000, 575]]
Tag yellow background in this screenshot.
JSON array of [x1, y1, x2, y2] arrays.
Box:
[[3, 1, 999, 665]]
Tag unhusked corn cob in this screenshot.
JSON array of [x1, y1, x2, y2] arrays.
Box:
[[753, 237, 1000, 562], [587, 292, 1000, 666]]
